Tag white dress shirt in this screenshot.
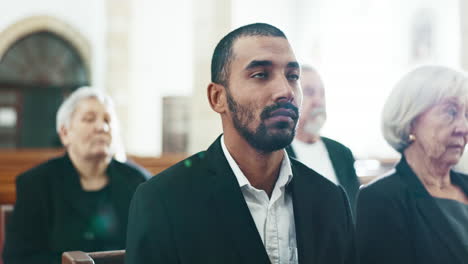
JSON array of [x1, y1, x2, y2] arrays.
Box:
[[221, 136, 298, 264], [291, 138, 338, 184]]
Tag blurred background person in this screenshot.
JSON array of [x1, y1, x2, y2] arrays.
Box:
[[356, 65, 468, 264], [2, 87, 147, 264], [287, 65, 360, 212]]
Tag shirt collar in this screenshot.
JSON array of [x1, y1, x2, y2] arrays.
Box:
[[220, 135, 294, 189]]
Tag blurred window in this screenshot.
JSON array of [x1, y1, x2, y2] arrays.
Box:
[[0, 31, 89, 148]]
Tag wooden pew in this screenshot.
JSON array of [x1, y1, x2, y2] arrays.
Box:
[[0, 148, 65, 205], [0, 148, 400, 205], [355, 158, 399, 185], [0, 149, 186, 264], [127, 154, 187, 176], [0, 149, 186, 205], [62, 250, 125, 264], [0, 205, 13, 264]]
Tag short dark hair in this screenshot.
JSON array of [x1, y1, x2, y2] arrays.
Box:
[[211, 23, 287, 86]]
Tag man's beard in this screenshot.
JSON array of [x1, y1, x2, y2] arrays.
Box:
[[226, 88, 299, 153], [303, 107, 326, 135]]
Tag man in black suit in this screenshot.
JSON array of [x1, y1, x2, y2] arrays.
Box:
[[286, 66, 360, 213], [126, 23, 357, 264]]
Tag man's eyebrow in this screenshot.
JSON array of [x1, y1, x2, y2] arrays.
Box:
[[287, 61, 300, 69], [245, 60, 273, 70], [244, 60, 300, 70]]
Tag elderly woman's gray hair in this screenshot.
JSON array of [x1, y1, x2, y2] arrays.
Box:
[[56, 86, 116, 133], [382, 65, 468, 152]]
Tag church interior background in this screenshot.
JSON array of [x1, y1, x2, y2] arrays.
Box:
[[1, 0, 468, 174]]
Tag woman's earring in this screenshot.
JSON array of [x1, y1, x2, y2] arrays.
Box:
[[408, 134, 416, 142]]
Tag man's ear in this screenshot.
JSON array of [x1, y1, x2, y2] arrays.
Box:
[[58, 125, 70, 147], [207, 82, 227, 114]]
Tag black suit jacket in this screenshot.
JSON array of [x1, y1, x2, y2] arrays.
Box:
[[356, 155, 468, 264], [126, 136, 357, 264], [2, 154, 146, 264], [286, 137, 360, 212]]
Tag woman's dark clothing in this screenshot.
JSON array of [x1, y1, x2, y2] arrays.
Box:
[[2, 154, 146, 264], [356, 155, 468, 264], [435, 198, 468, 248]]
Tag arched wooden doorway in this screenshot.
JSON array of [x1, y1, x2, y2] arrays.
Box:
[[0, 31, 90, 148]]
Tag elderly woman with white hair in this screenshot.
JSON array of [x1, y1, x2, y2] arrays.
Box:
[[3, 87, 147, 264], [356, 66, 468, 264]]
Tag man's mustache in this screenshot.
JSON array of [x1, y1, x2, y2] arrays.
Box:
[[260, 102, 299, 121], [308, 106, 326, 118]]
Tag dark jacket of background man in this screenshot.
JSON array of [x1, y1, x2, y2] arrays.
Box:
[[287, 137, 360, 213]]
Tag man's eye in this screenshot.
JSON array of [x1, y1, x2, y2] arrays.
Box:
[[82, 116, 95, 122], [288, 74, 299, 81], [252, 72, 267, 79]]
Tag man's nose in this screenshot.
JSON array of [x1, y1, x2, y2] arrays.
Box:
[[96, 120, 110, 133], [274, 76, 296, 103]]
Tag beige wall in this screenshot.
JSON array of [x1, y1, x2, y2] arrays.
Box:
[[461, 0, 468, 72], [187, 0, 230, 154]]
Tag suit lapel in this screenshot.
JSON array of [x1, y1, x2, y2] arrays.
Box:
[[206, 137, 271, 264], [290, 162, 317, 264], [398, 158, 468, 262], [322, 137, 359, 215], [322, 137, 345, 183]]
